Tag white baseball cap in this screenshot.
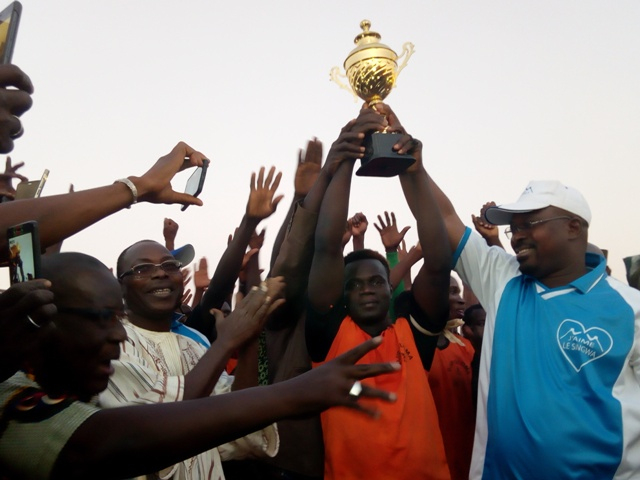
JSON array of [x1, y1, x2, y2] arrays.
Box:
[[485, 180, 591, 226]]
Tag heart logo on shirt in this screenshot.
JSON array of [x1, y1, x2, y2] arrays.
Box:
[[556, 319, 613, 372]]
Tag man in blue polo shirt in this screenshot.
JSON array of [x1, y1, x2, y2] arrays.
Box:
[[417, 173, 640, 479]]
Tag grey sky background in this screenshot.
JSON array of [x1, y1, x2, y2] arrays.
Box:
[[3, 1, 638, 290]]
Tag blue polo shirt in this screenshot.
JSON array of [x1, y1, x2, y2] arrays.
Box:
[[454, 228, 640, 479]]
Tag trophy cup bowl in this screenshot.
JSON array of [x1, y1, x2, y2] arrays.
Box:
[[331, 20, 415, 177]]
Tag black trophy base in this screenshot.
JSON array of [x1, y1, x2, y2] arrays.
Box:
[[356, 132, 416, 177]]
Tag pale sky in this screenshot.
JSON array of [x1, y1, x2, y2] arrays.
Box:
[[2, 0, 639, 290]]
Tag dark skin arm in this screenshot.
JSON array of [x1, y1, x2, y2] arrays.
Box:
[[51, 337, 399, 480], [390, 242, 422, 293], [163, 217, 179, 251], [0, 142, 208, 262], [230, 246, 269, 391], [350, 212, 368, 251], [472, 201, 505, 249], [375, 211, 412, 290], [200, 166, 282, 312], [269, 138, 323, 272], [378, 103, 452, 329], [191, 257, 210, 308], [44, 186, 75, 255], [182, 283, 285, 400], [270, 137, 368, 328], [308, 109, 387, 312]]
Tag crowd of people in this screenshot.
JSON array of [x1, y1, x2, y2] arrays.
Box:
[[1, 61, 640, 480]]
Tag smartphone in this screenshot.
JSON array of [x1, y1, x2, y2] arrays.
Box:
[[0, 1, 21, 64], [181, 159, 209, 211], [7, 220, 40, 284], [15, 169, 49, 200]]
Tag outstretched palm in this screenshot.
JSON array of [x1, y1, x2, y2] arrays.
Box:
[[374, 211, 411, 251], [247, 166, 284, 220]]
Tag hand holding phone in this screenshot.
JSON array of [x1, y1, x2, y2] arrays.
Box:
[[7, 220, 40, 284], [15, 168, 48, 199], [181, 159, 209, 211]]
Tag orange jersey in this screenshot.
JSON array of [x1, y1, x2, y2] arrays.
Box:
[[314, 316, 450, 480], [428, 335, 475, 480]]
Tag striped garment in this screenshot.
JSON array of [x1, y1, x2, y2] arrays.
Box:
[[98, 318, 278, 480]]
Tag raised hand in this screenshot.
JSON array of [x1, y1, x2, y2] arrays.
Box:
[[368, 103, 424, 174], [180, 269, 192, 305], [323, 107, 387, 177], [214, 276, 286, 348], [294, 138, 323, 197], [407, 241, 423, 261], [181, 288, 193, 308], [374, 211, 411, 252], [134, 141, 209, 207], [0, 156, 28, 199], [246, 166, 284, 220], [472, 201, 503, 248], [163, 218, 179, 250], [248, 229, 265, 251], [193, 257, 210, 290], [349, 212, 368, 238]]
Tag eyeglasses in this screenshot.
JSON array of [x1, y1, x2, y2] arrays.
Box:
[[504, 216, 573, 239], [118, 260, 182, 279], [56, 306, 126, 326], [345, 276, 388, 292]]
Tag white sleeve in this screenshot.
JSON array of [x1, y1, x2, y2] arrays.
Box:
[[454, 227, 521, 311], [213, 372, 280, 460], [217, 423, 280, 461]]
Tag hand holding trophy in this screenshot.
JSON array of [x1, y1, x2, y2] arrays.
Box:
[[331, 20, 415, 177]]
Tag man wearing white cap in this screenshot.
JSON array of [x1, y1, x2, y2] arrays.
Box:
[[409, 169, 640, 479]]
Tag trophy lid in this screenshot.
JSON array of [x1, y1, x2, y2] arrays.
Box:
[[344, 20, 398, 71]]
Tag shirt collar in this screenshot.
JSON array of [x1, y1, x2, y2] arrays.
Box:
[[560, 252, 607, 294], [530, 252, 607, 295]]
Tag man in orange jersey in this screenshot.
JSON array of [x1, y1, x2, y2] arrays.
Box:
[[306, 104, 451, 480]]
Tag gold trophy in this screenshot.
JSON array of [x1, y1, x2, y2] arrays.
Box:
[[331, 20, 415, 177]]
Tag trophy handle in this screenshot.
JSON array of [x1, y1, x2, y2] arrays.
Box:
[[395, 42, 415, 79], [330, 66, 359, 102]]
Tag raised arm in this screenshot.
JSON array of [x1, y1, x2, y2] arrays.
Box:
[[349, 212, 368, 251], [379, 104, 451, 325], [200, 166, 283, 311], [269, 138, 323, 271], [163, 218, 180, 251], [268, 139, 326, 326], [390, 241, 422, 295], [471, 201, 505, 249], [308, 108, 386, 311], [0, 141, 208, 262]]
